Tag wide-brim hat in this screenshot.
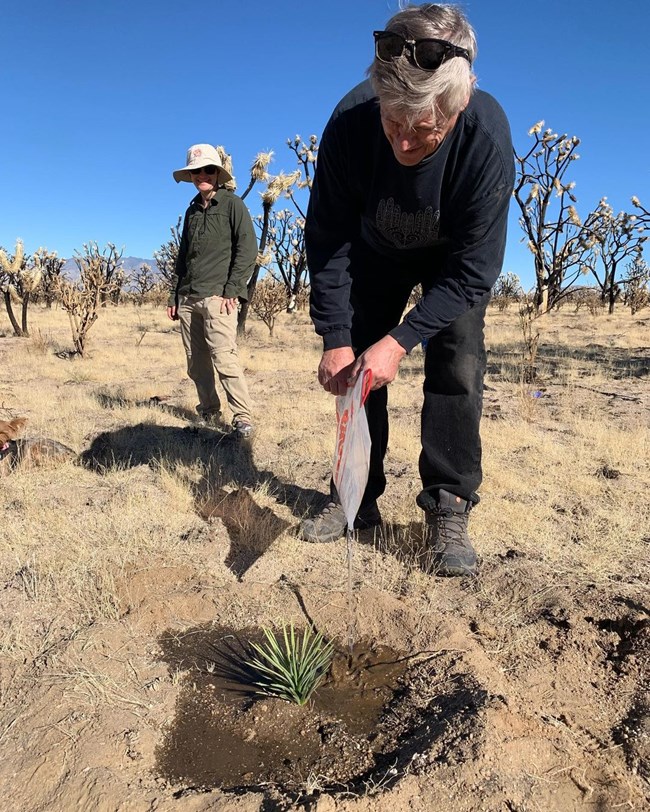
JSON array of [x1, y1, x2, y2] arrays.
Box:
[[173, 144, 233, 184]]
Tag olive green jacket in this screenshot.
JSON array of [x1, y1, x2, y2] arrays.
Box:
[[168, 188, 257, 305]]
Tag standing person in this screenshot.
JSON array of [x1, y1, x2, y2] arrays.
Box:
[[168, 144, 258, 439], [299, 4, 515, 576]]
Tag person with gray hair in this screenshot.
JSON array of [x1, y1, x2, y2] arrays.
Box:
[[299, 4, 514, 576]]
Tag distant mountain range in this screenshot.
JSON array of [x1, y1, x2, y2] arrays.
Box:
[[61, 256, 159, 276]]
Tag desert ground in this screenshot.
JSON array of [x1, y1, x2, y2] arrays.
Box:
[[0, 302, 648, 812]]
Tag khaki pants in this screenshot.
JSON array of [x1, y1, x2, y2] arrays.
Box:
[[178, 295, 252, 423]]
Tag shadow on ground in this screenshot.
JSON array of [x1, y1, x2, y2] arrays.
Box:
[[80, 421, 323, 579]]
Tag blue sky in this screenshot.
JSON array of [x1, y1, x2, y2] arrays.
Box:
[[1, 0, 648, 288]]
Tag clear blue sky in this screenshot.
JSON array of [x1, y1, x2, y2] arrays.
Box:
[[2, 0, 648, 288]]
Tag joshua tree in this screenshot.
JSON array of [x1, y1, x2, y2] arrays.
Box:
[[238, 169, 300, 336], [582, 197, 649, 314], [286, 134, 319, 217], [243, 136, 318, 327], [245, 623, 333, 706], [0, 240, 42, 336], [238, 150, 274, 202], [261, 209, 308, 312], [514, 122, 598, 313]]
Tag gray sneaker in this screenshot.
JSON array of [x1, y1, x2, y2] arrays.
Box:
[[420, 489, 478, 577], [232, 419, 254, 439], [299, 501, 382, 543]]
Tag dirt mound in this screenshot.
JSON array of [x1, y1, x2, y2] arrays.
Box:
[[0, 563, 647, 811]]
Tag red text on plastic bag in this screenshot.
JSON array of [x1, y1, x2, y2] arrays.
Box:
[[332, 371, 372, 529]]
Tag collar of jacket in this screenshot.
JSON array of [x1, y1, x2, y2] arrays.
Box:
[[190, 187, 228, 210]]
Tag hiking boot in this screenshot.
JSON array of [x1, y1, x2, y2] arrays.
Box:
[[419, 489, 478, 577], [299, 501, 382, 543], [232, 419, 254, 439]]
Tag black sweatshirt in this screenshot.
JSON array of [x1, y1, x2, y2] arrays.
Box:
[[305, 80, 515, 352]]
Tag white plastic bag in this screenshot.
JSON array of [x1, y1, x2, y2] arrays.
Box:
[[332, 370, 372, 529]]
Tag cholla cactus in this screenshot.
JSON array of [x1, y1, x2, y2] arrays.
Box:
[[129, 263, 157, 305], [33, 248, 66, 308], [262, 208, 308, 312], [57, 244, 122, 356], [0, 239, 24, 278], [492, 272, 523, 311], [622, 255, 650, 314], [249, 278, 288, 336]]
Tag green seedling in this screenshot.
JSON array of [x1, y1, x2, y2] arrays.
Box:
[[246, 623, 334, 705]]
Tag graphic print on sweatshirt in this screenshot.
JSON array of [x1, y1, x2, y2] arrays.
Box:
[[376, 198, 441, 249]]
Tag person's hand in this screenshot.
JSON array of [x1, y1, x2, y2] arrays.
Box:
[[318, 347, 356, 396], [220, 297, 238, 315], [349, 335, 406, 390], [167, 305, 179, 321]]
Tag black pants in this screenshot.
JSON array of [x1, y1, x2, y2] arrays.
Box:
[[338, 274, 488, 509]]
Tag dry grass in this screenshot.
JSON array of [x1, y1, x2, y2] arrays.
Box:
[[1, 307, 648, 626]]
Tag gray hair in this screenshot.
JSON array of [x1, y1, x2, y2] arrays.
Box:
[[368, 4, 477, 128]]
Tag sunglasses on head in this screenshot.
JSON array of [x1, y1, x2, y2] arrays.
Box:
[[190, 165, 218, 176], [373, 30, 471, 71]]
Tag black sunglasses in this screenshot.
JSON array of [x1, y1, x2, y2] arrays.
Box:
[[373, 30, 471, 71], [190, 165, 218, 176]]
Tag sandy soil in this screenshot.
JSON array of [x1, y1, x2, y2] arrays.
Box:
[[0, 307, 648, 811]]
